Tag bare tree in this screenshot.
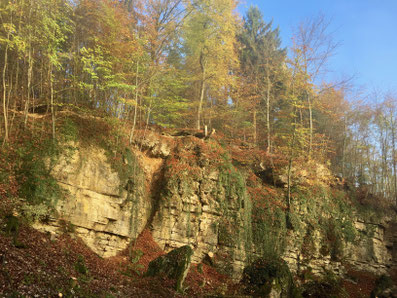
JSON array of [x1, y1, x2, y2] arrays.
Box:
[[292, 13, 339, 156]]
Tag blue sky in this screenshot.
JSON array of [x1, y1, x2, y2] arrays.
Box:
[[238, 0, 397, 93]]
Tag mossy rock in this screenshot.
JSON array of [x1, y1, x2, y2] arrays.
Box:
[[370, 274, 395, 298], [302, 272, 347, 298], [241, 257, 298, 297], [146, 245, 193, 292]]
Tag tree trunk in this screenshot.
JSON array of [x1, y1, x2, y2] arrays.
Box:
[[2, 32, 11, 145], [390, 112, 397, 204], [307, 94, 313, 158], [25, 0, 33, 127], [266, 71, 271, 153], [197, 71, 205, 131], [24, 47, 33, 127], [197, 53, 206, 131], [341, 120, 346, 177], [129, 62, 139, 144], [253, 110, 257, 146], [286, 113, 298, 213], [287, 156, 293, 211], [49, 64, 56, 139]]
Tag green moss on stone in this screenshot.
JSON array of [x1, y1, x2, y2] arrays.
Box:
[[146, 245, 194, 292], [242, 256, 299, 297]]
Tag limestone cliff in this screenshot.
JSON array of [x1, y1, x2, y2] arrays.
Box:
[[150, 136, 252, 279], [35, 143, 149, 257], [34, 132, 397, 281]]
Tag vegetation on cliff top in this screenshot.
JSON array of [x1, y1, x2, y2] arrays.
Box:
[[0, 0, 396, 208]]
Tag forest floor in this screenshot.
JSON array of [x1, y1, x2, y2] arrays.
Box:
[[342, 268, 377, 298], [0, 225, 236, 297]]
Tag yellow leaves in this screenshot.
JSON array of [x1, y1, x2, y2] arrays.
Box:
[[184, 0, 238, 96], [117, 98, 137, 106]]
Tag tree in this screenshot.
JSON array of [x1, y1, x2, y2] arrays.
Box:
[[182, 0, 238, 130], [277, 63, 310, 212], [40, 0, 73, 138], [315, 86, 350, 174], [374, 95, 397, 202], [0, 0, 72, 141], [0, 1, 15, 144], [238, 6, 285, 149], [137, 0, 187, 128], [291, 14, 338, 157]]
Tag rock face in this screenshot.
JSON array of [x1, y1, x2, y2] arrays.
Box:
[[281, 217, 397, 277], [150, 137, 252, 278], [344, 219, 394, 274], [35, 144, 150, 257], [35, 134, 397, 281]]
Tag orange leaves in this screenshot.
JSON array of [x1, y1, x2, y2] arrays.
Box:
[[166, 153, 201, 179], [246, 172, 287, 211]]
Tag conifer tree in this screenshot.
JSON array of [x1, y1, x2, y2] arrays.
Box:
[[238, 6, 285, 149]]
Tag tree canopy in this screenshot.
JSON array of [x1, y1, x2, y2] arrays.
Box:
[[1, 0, 396, 205]]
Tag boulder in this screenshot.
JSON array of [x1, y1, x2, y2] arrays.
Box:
[[146, 245, 193, 292], [241, 257, 297, 297], [371, 274, 397, 298]]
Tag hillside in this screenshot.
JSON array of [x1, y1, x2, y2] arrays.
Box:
[[2, 1, 397, 296], [1, 112, 397, 297]]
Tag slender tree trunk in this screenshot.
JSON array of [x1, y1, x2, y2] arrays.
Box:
[[24, 47, 33, 127], [129, 62, 139, 144], [307, 94, 313, 157], [341, 120, 346, 177], [253, 110, 257, 146], [197, 53, 206, 131], [299, 108, 303, 125], [8, 0, 24, 136], [381, 139, 385, 197], [9, 65, 18, 136], [366, 143, 374, 191], [287, 155, 293, 211], [6, 57, 14, 123], [266, 71, 271, 153], [197, 71, 205, 131], [208, 96, 213, 129], [49, 64, 56, 139], [390, 113, 397, 204], [286, 107, 298, 213], [287, 128, 297, 213], [2, 32, 11, 145], [25, 0, 33, 127]]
